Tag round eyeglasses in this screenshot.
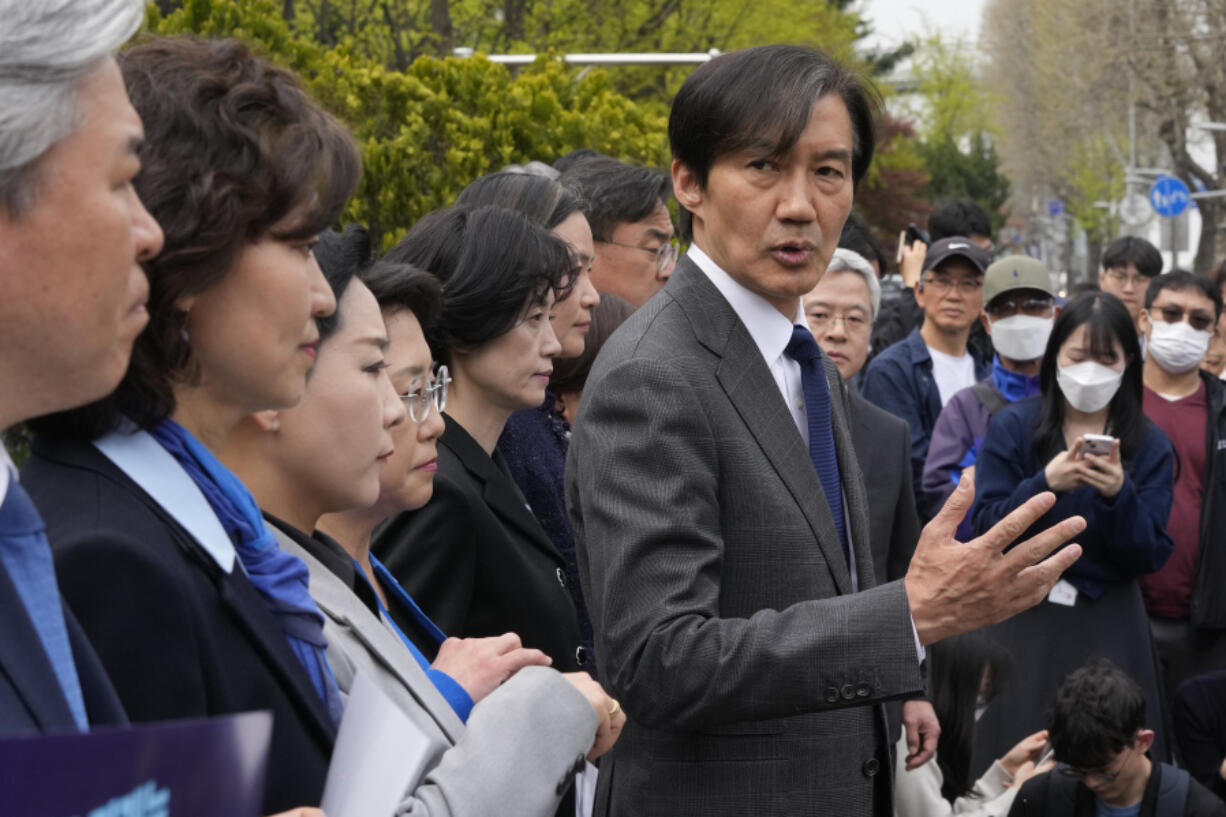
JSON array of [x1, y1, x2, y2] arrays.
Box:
[[399, 365, 450, 423]]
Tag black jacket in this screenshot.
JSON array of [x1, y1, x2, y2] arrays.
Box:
[[22, 434, 336, 813], [1189, 371, 1226, 629], [374, 414, 585, 672]]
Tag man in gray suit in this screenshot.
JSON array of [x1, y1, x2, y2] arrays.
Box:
[[566, 44, 1086, 817]]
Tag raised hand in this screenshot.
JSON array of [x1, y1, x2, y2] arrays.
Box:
[[904, 470, 1085, 646], [431, 632, 551, 704]]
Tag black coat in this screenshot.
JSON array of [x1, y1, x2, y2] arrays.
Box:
[[21, 434, 336, 813], [1189, 371, 1226, 629], [848, 390, 922, 583], [0, 560, 125, 735], [374, 414, 585, 673], [1006, 761, 1226, 817]]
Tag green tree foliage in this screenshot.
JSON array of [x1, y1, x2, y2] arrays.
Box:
[[147, 0, 669, 247], [910, 36, 1011, 233]]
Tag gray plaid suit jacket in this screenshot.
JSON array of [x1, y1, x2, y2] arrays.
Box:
[[566, 256, 926, 817]]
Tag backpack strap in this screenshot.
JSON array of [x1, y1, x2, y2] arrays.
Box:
[[1045, 767, 1081, 815], [971, 378, 1008, 417], [1154, 763, 1190, 817]]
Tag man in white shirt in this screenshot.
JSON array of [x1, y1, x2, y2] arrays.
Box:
[[0, 0, 163, 734], [566, 43, 1084, 817], [861, 237, 992, 510]]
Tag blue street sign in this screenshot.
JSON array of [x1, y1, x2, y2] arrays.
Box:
[[1150, 175, 1191, 217], [1048, 199, 1064, 217]]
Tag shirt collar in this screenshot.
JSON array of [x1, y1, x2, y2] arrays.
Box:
[[0, 443, 13, 507], [688, 244, 805, 365]]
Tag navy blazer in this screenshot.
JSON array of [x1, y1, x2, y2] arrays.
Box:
[[374, 414, 585, 673], [0, 559, 125, 735], [22, 434, 337, 813]]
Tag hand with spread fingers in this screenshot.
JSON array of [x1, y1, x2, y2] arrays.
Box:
[[431, 632, 552, 704], [563, 671, 626, 762], [904, 469, 1085, 646]]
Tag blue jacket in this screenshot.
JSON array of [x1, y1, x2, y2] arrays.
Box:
[[971, 398, 1175, 599], [861, 328, 991, 505]]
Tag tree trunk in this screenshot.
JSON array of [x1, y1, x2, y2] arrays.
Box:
[[431, 0, 453, 56], [281, 0, 295, 21], [1083, 239, 1103, 286], [1195, 198, 1220, 275]]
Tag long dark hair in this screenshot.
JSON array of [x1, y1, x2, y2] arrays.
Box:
[[1032, 292, 1146, 464], [929, 633, 1013, 802]]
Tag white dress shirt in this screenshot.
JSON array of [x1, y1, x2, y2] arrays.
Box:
[[0, 443, 13, 507]]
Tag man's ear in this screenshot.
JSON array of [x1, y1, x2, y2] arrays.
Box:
[[1134, 729, 1156, 754], [1137, 308, 1152, 339], [251, 410, 281, 433], [980, 311, 992, 335], [672, 159, 704, 213]]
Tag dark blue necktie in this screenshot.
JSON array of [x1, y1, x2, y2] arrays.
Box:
[[0, 478, 89, 729], [784, 326, 848, 561]]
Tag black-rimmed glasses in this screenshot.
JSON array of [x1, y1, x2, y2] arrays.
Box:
[[1057, 745, 1135, 784], [400, 365, 450, 423]]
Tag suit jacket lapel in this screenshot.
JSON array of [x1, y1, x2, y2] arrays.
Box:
[[827, 364, 876, 591], [672, 259, 854, 595], [271, 530, 465, 744], [440, 417, 563, 565], [0, 566, 76, 729]]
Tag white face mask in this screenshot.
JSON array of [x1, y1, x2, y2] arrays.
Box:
[[1058, 360, 1124, 413], [989, 314, 1053, 362], [1146, 319, 1213, 374]]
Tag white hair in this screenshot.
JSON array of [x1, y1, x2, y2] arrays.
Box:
[[0, 0, 145, 214], [826, 247, 882, 322]]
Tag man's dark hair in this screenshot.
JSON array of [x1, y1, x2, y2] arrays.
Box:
[[557, 156, 671, 242], [669, 44, 878, 191], [315, 224, 372, 342], [1144, 269, 1223, 318], [384, 206, 571, 365], [928, 200, 992, 242], [1048, 658, 1147, 770], [361, 259, 443, 336], [840, 213, 887, 274], [28, 36, 360, 441], [1101, 236, 1163, 279], [1069, 281, 1101, 297]]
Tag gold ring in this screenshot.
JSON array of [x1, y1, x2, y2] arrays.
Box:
[[607, 698, 621, 717]]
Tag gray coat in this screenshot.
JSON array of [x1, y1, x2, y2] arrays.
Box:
[[566, 257, 925, 817], [272, 528, 598, 817]]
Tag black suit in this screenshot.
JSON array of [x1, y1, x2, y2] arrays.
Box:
[[0, 562, 125, 735], [848, 390, 922, 583], [374, 414, 585, 673], [21, 434, 336, 814]]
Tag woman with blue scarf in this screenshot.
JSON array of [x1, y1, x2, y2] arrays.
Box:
[[221, 227, 620, 817], [22, 38, 357, 814]]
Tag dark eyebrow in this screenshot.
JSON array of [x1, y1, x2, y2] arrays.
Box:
[[815, 148, 853, 165]]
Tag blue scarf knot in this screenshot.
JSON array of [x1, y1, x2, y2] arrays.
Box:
[[149, 419, 344, 726]]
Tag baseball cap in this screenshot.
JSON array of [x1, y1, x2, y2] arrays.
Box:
[[983, 255, 1055, 306], [922, 237, 990, 275]]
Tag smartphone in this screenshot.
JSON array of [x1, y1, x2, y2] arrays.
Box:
[[895, 224, 931, 264], [1081, 433, 1116, 458]]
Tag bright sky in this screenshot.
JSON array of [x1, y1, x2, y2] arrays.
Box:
[[860, 0, 987, 58]]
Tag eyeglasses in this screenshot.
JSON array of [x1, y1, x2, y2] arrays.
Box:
[[807, 310, 870, 334], [923, 276, 984, 296], [1151, 304, 1216, 332], [986, 296, 1055, 319], [1057, 745, 1135, 784], [1104, 268, 1153, 288], [596, 239, 679, 273], [399, 365, 450, 423]]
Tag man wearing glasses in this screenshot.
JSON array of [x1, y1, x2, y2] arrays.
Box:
[[862, 237, 992, 509], [1006, 658, 1224, 817], [920, 257, 1057, 533], [558, 155, 676, 308], [1135, 272, 1226, 698], [1099, 237, 1164, 329]]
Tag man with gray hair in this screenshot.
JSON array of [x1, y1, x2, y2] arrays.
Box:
[[0, 0, 163, 734]]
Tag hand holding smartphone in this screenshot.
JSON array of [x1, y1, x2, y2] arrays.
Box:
[[1080, 433, 1116, 458]]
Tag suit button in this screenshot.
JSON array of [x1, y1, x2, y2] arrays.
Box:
[[824, 687, 840, 704], [862, 758, 880, 777], [841, 684, 856, 701], [575, 646, 588, 666], [856, 682, 871, 698], [556, 567, 566, 588]]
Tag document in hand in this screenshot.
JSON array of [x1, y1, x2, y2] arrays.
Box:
[[0, 710, 273, 816], [321, 672, 433, 817]]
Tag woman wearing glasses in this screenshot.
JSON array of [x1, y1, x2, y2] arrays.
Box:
[[221, 227, 622, 817], [968, 292, 1175, 775]]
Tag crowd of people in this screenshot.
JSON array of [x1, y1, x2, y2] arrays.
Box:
[[1, 3, 1224, 817]]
